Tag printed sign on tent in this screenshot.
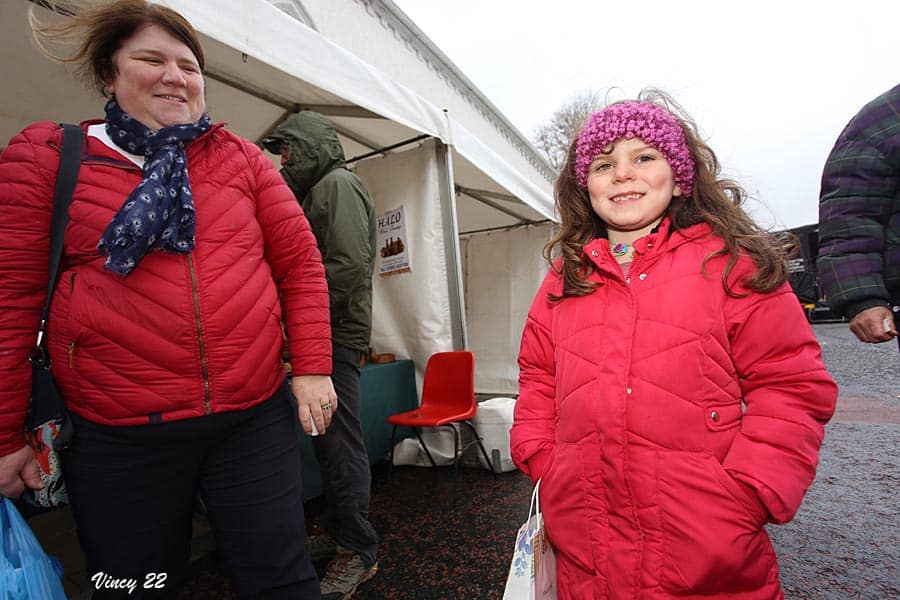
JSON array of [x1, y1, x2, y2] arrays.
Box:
[[376, 205, 411, 277]]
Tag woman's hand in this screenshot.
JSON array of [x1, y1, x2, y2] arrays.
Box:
[[0, 445, 43, 498], [290, 375, 338, 436]]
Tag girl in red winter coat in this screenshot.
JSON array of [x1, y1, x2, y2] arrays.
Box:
[[510, 90, 838, 599]]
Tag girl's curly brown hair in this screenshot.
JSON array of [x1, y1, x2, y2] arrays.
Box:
[[546, 89, 794, 300]]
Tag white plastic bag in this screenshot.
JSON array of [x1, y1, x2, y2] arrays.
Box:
[[502, 479, 557, 600], [390, 427, 457, 467], [472, 397, 517, 472]]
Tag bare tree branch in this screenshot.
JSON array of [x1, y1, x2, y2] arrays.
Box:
[[532, 90, 604, 171]]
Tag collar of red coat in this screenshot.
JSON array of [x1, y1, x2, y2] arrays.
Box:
[[51, 119, 227, 162], [582, 218, 714, 267]]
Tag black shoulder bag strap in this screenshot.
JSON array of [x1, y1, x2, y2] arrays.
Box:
[[22, 123, 83, 512], [33, 123, 83, 356]]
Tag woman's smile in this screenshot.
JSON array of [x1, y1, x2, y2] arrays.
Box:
[[107, 23, 205, 131]]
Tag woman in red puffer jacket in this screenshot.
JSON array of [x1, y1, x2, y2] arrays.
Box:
[[0, 2, 333, 597]]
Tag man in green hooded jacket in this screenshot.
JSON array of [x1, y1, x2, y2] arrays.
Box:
[[265, 111, 378, 599]]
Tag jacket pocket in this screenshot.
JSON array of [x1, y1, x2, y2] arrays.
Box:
[[704, 400, 742, 432], [658, 451, 777, 595], [540, 443, 601, 576], [49, 272, 81, 371]]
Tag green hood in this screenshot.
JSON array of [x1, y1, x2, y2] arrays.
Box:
[[270, 111, 346, 200]]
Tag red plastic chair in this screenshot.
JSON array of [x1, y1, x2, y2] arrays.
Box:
[[387, 351, 496, 508]]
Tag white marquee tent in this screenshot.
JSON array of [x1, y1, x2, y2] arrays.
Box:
[[1, 0, 556, 394]]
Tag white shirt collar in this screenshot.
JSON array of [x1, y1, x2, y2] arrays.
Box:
[[87, 123, 144, 167]]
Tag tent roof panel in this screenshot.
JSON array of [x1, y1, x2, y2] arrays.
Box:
[[3, 0, 555, 225]]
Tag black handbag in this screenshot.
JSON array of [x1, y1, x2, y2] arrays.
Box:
[[22, 123, 83, 509]]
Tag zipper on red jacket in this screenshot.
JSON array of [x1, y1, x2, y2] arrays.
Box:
[[188, 255, 211, 414], [65, 272, 78, 368]]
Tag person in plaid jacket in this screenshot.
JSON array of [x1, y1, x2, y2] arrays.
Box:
[[818, 83, 899, 348]]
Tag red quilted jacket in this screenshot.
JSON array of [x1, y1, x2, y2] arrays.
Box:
[[0, 121, 331, 455], [511, 221, 837, 599]]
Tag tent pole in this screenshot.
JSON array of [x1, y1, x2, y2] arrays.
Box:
[[345, 134, 431, 165], [455, 186, 541, 224], [460, 219, 553, 237], [435, 139, 468, 351]]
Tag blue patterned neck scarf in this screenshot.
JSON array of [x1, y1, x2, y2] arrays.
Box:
[[97, 98, 212, 276]]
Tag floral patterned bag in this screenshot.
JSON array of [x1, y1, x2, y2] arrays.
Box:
[[502, 479, 557, 600], [23, 351, 73, 508]]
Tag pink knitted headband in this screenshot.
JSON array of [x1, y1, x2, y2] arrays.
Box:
[[575, 101, 695, 196]]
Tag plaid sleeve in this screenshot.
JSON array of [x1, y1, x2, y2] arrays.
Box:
[[817, 87, 900, 319]]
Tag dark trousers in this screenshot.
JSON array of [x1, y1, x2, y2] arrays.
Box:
[[311, 344, 378, 566], [62, 382, 320, 599]]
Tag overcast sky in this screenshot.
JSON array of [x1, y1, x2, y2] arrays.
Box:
[[390, 0, 898, 230]]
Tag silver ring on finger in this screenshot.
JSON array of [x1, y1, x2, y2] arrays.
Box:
[[321, 403, 332, 411]]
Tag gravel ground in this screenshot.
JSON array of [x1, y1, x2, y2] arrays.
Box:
[[767, 323, 898, 599], [815, 322, 898, 401]]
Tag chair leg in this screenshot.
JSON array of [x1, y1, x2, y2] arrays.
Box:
[[443, 424, 460, 511], [414, 427, 448, 509], [413, 428, 439, 468], [461, 420, 499, 477], [388, 424, 397, 481]]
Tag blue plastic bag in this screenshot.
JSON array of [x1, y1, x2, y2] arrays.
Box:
[[0, 497, 66, 599]]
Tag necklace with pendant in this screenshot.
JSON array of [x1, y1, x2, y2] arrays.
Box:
[[610, 242, 631, 257]]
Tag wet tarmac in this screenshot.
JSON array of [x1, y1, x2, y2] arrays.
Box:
[[769, 323, 898, 599]]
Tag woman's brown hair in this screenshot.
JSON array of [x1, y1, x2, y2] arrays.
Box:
[[547, 88, 794, 300], [30, 0, 205, 96]]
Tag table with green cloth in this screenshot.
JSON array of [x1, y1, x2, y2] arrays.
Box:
[[297, 359, 419, 501]]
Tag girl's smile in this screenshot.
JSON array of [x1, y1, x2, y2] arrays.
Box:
[[587, 137, 682, 243], [609, 191, 644, 203]]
